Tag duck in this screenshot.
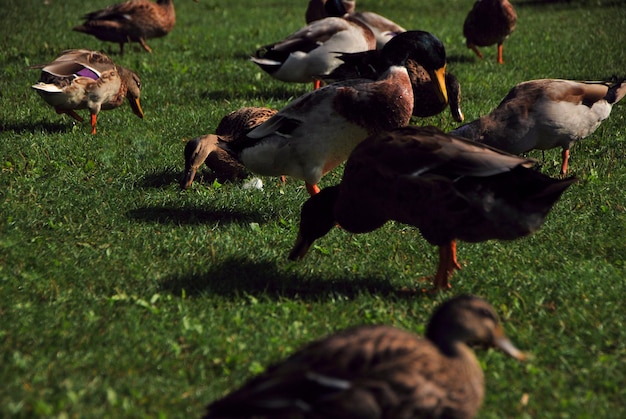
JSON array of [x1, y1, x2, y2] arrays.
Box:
[[31, 49, 144, 135], [221, 31, 448, 196], [322, 49, 463, 122], [289, 125, 576, 290], [451, 78, 626, 174], [306, 0, 407, 49], [251, 15, 376, 89], [463, 0, 517, 64], [73, 0, 193, 54], [203, 294, 526, 419], [181, 107, 278, 189]]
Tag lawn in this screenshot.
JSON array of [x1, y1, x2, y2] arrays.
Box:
[[1, 0, 626, 417]]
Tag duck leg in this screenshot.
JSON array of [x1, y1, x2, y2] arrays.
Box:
[[497, 43, 505, 64], [306, 182, 320, 195], [560, 149, 569, 175], [432, 240, 462, 290], [468, 44, 483, 59], [138, 37, 153, 53], [313, 80, 322, 90], [90, 114, 98, 135], [55, 108, 84, 122]]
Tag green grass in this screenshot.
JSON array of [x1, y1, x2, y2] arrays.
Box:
[[1, 0, 626, 417]]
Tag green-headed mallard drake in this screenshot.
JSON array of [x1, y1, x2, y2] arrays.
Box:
[[203, 294, 526, 419], [321, 41, 461, 122], [73, 0, 192, 54], [451, 78, 626, 174], [221, 31, 448, 196], [251, 15, 376, 89], [306, 0, 407, 49], [463, 0, 517, 64], [181, 107, 278, 189], [289, 125, 576, 290], [31, 49, 143, 135]]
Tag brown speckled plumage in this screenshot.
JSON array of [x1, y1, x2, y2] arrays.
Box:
[[73, 0, 181, 54], [203, 295, 526, 419], [463, 0, 517, 64], [31, 49, 143, 134], [180, 107, 277, 188], [289, 125, 576, 289]]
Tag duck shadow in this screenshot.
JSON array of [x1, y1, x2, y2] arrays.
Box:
[[0, 120, 72, 134], [445, 54, 476, 65], [159, 256, 426, 301], [126, 205, 264, 226], [140, 168, 183, 188]]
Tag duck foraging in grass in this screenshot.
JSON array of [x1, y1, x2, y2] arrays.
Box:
[[220, 31, 448, 196], [203, 294, 526, 419], [31, 49, 143, 135], [289, 125, 576, 290], [73, 0, 195, 55], [451, 78, 626, 174], [181, 107, 278, 189], [463, 0, 517, 64]]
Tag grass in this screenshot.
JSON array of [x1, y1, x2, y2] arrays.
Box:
[[1, 0, 626, 417]]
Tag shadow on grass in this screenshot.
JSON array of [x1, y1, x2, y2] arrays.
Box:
[[140, 168, 184, 188], [126, 206, 265, 226], [445, 54, 476, 65], [159, 256, 428, 301], [0, 120, 72, 134]]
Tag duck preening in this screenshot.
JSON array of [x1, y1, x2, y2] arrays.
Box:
[[31, 49, 143, 135], [451, 78, 626, 174], [220, 31, 448, 196], [289, 125, 576, 290], [203, 294, 526, 419]]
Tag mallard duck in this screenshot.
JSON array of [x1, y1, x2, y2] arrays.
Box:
[[73, 0, 192, 54], [289, 125, 576, 290], [221, 31, 448, 196], [321, 43, 461, 121], [463, 0, 517, 64], [407, 60, 464, 122], [251, 16, 376, 89], [306, 0, 406, 49], [31, 49, 143, 135], [181, 107, 278, 189], [451, 78, 626, 174], [203, 294, 526, 419]]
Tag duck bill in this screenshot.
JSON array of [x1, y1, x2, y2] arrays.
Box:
[[130, 97, 144, 119], [494, 327, 527, 361], [180, 167, 197, 189], [429, 66, 449, 106], [288, 234, 312, 261]]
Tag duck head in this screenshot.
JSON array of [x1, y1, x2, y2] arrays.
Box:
[[118, 66, 144, 119], [426, 295, 527, 360], [382, 30, 448, 105]]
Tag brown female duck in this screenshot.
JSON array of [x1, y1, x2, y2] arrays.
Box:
[[181, 107, 278, 189], [451, 78, 626, 174], [203, 294, 526, 419], [31, 49, 143, 134], [73, 0, 193, 54], [463, 0, 517, 64], [289, 125, 575, 290]]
